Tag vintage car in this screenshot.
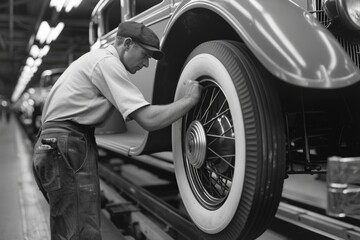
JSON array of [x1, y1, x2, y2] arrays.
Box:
[[89, 0, 360, 239]]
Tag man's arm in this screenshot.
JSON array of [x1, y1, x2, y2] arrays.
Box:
[[129, 80, 202, 131]]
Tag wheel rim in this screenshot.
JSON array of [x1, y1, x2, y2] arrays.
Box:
[[183, 79, 235, 210]]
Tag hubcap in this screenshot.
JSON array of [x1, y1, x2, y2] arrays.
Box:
[[185, 120, 207, 168]]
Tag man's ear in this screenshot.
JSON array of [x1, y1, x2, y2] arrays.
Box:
[[124, 38, 133, 49]]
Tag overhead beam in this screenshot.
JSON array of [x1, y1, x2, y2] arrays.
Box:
[[0, 14, 36, 22], [9, 0, 14, 53], [0, 34, 6, 49], [1, 39, 31, 46], [0, 0, 28, 10]]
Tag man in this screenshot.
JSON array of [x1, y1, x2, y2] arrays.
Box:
[[32, 21, 201, 240]]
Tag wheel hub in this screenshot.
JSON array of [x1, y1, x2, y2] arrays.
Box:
[[185, 120, 207, 168]]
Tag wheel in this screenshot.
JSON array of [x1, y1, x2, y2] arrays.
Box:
[[172, 41, 285, 240]]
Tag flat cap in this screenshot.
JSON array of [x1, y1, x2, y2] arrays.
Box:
[[117, 21, 164, 60]]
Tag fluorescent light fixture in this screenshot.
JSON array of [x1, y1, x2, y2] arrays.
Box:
[[34, 58, 42, 67], [28, 88, 35, 94], [23, 65, 31, 72], [11, 86, 22, 102], [30, 45, 40, 58], [50, 0, 66, 12], [46, 22, 65, 44], [65, 0, 76, 12], [38, 45, 50, 58], [50, 0, 82, 12], [74, 0, 82, 8], [36, 21, 51, 44], [26, 57, 35, 67], [31, 66, 38, 73]]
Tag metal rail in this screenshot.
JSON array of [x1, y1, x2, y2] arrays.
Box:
[[276, 202, 360, 240], [98, 163, 200, 240]]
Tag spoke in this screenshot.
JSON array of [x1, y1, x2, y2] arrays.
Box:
[[215, 177, 230, 194], [207, 133, 235, 140], [192, 89, 208, 120], [195, 88, 211, 120], [207, 154, 235, 160], [205, 165, 233, 181], [209, 177, 223, 196], [206, 97, 228, 133], [207, 147, 235, 168], [203, 108, 230, 127], [198, 167, 211, 186], [207, 126, 234, 146], [210, 172, 230, 196], [199, 88, 221, 122], [200, 165, 223, 197]]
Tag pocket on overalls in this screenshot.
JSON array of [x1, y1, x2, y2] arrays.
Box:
[[62, 132, 87, 172], [33, 139, 61, 192]]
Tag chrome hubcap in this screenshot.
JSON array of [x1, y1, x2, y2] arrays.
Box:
[[185, 120, 207, 169]]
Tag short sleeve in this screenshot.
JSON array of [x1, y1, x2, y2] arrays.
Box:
[[91, 56, 150, 121]]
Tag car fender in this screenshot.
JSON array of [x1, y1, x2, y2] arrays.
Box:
[[163, 0, 360, 89]]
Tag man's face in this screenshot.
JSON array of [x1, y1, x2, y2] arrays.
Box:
[[123, 42, 152, 74]]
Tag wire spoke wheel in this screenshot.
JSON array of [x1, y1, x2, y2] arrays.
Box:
[[184, 79, 235, 210], [172, 41, 286, 240]]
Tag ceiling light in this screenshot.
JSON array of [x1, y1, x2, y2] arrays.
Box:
[[26, 57, 35, 67], [46, 22, 65, 44], [23, 65, 31, 73], [50, 0, 82, 12], [29, 45, 40, 58], [50, 0, 66, 12], [38, 45, 50, 58], [36, 21, 51, 44], [34, 58, 42, 67], [31, 66, 38, 74], [65, 0, 76, 12], [74, 0, 82, 8]]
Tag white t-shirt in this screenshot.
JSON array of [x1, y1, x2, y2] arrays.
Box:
[[41, 45, 150, 126]]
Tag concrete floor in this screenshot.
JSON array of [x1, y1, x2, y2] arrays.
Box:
[[0, 113, 50, 240]]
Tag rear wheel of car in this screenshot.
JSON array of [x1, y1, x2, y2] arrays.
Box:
[[172, 41, 285, 240]]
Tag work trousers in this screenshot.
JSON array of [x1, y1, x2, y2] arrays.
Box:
[[32, 121, 101, 240]]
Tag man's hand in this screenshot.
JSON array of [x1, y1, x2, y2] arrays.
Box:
[[130, 79, 202, 131], [183, 79, 202, 106]]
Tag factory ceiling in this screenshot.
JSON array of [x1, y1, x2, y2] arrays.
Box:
[[0, 0, 99, 100]]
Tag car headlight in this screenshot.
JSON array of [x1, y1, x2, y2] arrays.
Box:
[[323, 0, 360, 31]]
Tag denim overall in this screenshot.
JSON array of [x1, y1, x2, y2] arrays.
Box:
[[32, 121, 101, 240]]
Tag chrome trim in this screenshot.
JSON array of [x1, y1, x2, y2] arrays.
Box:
[[311, 0, 360, 68]]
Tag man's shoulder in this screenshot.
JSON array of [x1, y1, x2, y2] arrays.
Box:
[[77, 47, 116, 67], [89, 47, 110, 57]]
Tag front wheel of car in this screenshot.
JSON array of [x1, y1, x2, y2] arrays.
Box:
[[172, 41, 285, 240]]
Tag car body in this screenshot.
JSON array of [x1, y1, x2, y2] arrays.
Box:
[[90, 0, 360, 239]]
